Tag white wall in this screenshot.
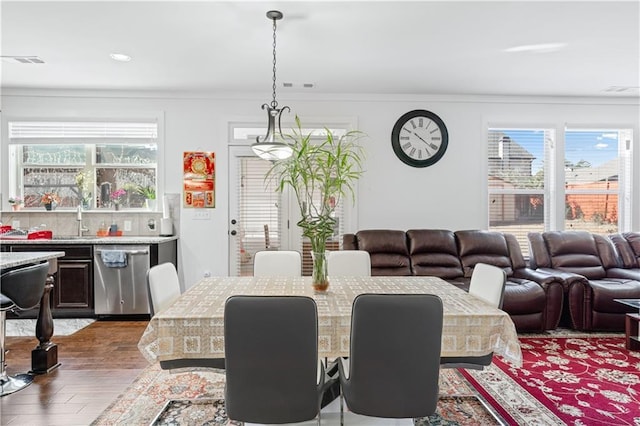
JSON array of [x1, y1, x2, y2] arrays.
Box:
[[2, 90, 638, 288]]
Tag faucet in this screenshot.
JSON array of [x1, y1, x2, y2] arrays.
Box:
[[77, 206, 89, 237]]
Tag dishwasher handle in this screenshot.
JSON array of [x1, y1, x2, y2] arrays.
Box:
[[95, 249, 149, 256]]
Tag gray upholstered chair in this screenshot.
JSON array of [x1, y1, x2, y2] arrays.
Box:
[[253, 250, 302, 277], [146, 262, 181, 316], [1, 262, 50, 396], [338, 293, 443, 422], [224, 295, 325, 425]]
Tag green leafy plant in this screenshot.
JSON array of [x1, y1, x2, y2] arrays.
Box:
[[267, 116, 365, 289], [136, 185, 156, 200]]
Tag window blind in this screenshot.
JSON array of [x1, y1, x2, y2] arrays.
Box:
[[9, 121, 158, 140]]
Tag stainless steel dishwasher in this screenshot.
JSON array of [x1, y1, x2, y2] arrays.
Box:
[[93, 245, 151, 315]]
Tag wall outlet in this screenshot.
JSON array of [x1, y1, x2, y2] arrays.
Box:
[[193, 210, 211, 220], [124, 220, 132, 232], [12, 220, 20, 229]]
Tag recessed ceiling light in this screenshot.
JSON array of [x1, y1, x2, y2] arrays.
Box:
[[504, 43, 566, 53], [110, 53, 131, 62]]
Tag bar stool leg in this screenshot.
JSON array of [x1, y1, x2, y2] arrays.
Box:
[[0, 310, 34, 397]]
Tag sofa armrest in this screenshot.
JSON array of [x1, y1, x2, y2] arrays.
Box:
[[534, 267, 588, 292], [606, 267, 640, 281], [513, 267, 558, 286]]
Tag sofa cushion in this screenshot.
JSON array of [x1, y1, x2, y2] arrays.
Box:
[[455, 230, 513, 277], [543, 231, 606, 279], [355, 230, 411, 275], [589, 279, 640, 312], [407, 229, 463, 279]]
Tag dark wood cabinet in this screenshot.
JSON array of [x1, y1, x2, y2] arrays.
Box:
[[8, 244, 94, 318], [54, 260, 92, 310], [6, 239, 177, 319]]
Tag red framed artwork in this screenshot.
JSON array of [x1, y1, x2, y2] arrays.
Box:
[[183, 151, 215, 208]]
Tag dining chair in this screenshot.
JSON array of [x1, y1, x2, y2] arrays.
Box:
[[327, 250, 371, 277], [253, 250, 302, 277], [224, 295, 325, 425], [441, 263, 506, 371], [1, 261, 50, 396], [146, 262, 181, 316], [338, 293, 443, 422], [468, 262, 507, 309]]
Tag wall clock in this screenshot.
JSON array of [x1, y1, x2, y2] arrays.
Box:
[[391, 109, 448, 168]]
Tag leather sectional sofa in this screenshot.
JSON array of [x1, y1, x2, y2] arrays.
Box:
[[343, 229, 564, 333], [609, 232, 640, 280], [528, 231, 640, 331]]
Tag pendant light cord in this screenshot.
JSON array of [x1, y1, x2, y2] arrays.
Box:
[[271, 17, 278, 109]]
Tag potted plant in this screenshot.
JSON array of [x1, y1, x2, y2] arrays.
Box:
[[110, 188, 127, 210], [136, 185, 157, 210], [268, 116, 365, 291], [41, 192, 60, 210], [8, 196, 23, 211], [75, 170, 93, 209]]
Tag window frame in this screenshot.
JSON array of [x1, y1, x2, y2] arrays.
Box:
[[2, 115, 164, 211]]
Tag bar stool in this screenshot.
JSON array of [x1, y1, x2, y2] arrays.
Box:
[[1, 261, 49, 397]]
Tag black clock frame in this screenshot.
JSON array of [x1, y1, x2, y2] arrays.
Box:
[[391, 109, 449, 168]]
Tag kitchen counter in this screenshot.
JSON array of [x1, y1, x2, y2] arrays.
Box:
[[0, 251, 65, 269], [3, 235, 178, 245]]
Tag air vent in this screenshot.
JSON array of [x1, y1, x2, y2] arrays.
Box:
[[282, 82, 315, 89], [1, 56, 45, 64]]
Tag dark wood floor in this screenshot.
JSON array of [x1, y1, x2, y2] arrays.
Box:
[[2, 320, 149, 426]]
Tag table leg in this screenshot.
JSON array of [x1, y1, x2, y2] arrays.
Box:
[[31, 274, 60, 374]]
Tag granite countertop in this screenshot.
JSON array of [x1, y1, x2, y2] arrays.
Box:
[[2, 235, 178, 245], [0, 251, 65, 268]]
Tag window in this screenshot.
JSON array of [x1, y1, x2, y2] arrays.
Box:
[[564, 128, 632, 234], [8, 121, 158, 210], [488, 128, 554, 256], [488, 125, 633, 255]]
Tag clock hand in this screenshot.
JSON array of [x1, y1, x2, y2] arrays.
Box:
[[413, 132, 438, 152]]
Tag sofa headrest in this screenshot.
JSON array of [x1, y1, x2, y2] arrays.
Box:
[[356, 230, 408, 255], [455, 230, 513, 277], [542, 231, 605, 279], [407, 229, 463, 279], [610, 232, 640, 268], [407, 229, 457, 255], [623, 232, 640, 265], [455, 230, 508, 257]]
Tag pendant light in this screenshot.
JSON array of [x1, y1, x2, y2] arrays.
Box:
[[251, 10, 293, 161]]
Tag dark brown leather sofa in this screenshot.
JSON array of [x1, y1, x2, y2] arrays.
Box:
[[609, 232, 640, 280], [528, 231, 640, 331], [343, 229, 564, 332]]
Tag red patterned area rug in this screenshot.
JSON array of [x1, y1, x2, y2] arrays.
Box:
[[462, 336, 640, 426], [92, 363, 504, 425]]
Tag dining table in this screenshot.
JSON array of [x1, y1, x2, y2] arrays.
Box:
[[138, 275, 523, 368]]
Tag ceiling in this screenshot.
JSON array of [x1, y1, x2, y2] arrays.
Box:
[[2, 1, 639, 98]]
